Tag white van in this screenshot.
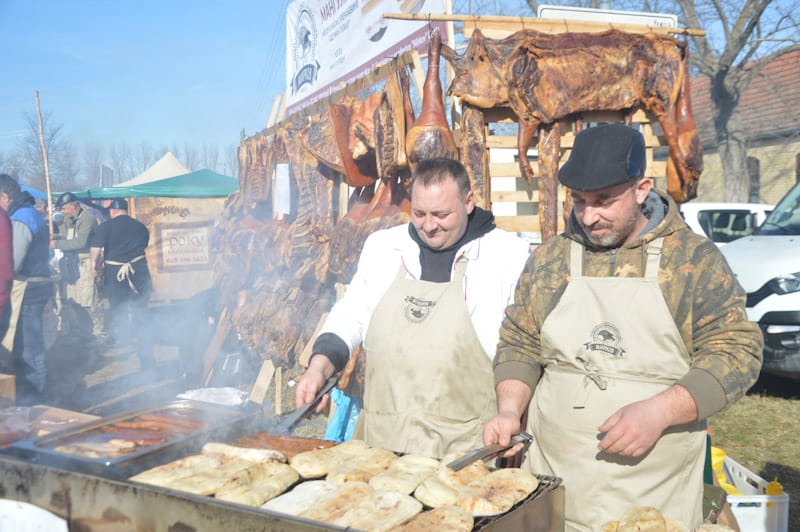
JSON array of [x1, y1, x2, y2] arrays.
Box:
[[679, 202, 773, 246], [721, 183, 800, 380]]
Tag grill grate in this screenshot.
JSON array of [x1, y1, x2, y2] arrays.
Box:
[[473, 474, 562, 530]]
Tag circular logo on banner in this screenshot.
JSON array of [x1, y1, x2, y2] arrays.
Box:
[[294, 8, 317, 69], [291, 7, 319, 94]]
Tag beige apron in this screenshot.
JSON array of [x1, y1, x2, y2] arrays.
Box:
[[526, 239, 706, 531], [361, 258, 496, 458], [1, 280, 27, 352]]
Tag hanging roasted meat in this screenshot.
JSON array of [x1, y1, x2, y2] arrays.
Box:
[[405, 29, 458, 170], [441, 29, 703, 204], [374, 70, 410, 179], [329, 99, 379, 187]]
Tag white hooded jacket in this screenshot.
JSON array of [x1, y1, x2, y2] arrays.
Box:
[[320, 223, 531, 361]]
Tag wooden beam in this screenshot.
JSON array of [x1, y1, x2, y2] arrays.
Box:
[[382, 13, 705, 37]]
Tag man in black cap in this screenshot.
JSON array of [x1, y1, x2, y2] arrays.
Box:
[[89, 199, 154, 368], [51, 192, 102, 341], [482, 123, 763, 530]]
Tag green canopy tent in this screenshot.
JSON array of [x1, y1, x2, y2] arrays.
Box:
[[73, 168, 239, 302], [75, 169, 238, 200]]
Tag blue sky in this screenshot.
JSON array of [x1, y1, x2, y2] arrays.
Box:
[[0, 0, 290, 161]]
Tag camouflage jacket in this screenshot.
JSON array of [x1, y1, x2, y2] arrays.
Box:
[[494, 191, 763, 420]]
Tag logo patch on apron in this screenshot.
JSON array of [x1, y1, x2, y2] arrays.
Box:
[[583, 323, 626, 358], [404, 295, 435, 323]]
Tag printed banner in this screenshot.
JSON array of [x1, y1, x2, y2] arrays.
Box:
[[156, 221, 213, 272], [286, 0, 448, 115]]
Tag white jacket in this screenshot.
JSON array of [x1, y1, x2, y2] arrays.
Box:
[[320, 224, 531, 360]]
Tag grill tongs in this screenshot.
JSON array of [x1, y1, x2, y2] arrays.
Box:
[[446, 432, 534, 471]]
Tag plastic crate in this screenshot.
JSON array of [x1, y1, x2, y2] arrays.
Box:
[[723, 456, 789, 532]]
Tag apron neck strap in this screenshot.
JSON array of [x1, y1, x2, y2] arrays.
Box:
[[570, 240, 583, 278], [570, 238, 664, 279], [645, 238, 664, 279]]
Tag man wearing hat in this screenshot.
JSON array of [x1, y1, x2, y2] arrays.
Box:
[[89, 199, 154, 368], [483, 123, 762, 530], [51, 192, 101, 340]]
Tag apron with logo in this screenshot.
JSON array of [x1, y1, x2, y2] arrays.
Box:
[[525, 239, 706, 531], [360, 258, 496, 458]]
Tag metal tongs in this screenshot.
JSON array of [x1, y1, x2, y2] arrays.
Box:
[[274, 375, 339, 435], [446, 432, 534, 471]]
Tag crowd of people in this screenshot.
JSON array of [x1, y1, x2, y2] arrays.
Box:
[[0, 174, 152, 406], [297, 125, 764, 530]]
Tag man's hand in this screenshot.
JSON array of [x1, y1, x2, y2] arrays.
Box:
[[49, 238, 56, 249], [598, 385, 698, 457], [482, 379, 534, 458], [295, 354, 336, 414], [483, 411, 525, 458]]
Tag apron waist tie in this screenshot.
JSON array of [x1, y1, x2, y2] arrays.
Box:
[[105, 255, 146, 294], [547, 364, 678, 408]]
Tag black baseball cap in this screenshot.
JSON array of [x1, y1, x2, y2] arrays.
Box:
[[55, 192, 80, 208], [108, 198, 128, 210], [558, 124, 647, 191]]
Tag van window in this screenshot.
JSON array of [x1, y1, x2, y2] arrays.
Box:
[[758, 183, 800, 236], [698, 210, 758, 243]]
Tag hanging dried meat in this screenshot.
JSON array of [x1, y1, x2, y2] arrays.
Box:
[[442, 28, 703, 204], [405, 29, 458, 170]]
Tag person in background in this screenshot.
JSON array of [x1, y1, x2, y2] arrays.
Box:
[[0, 174, 54, 406], [89, 198, 153, 369], [0, 199, 13, 343], [483, 124, 763, 530], [51, 192, 102, 342], [295, 158, 531, 458]]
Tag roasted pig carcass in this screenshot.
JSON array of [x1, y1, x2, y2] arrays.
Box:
[[442, 28, 703, 203]]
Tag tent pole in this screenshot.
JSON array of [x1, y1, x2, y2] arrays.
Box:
[[34, 91, 54, 236]]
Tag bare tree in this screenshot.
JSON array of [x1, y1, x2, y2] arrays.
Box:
[[676, 0, 800, 200], [82, 143, 104, 188], [201, 143, 220, 171], [108, 142, 134, 183], [13, 111, 79, 190], [182, 143, 199, 170], [134, 141, 156, 175], [223, 144, 239, 177]]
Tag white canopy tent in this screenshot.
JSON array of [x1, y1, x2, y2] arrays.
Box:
[[115, 152, 190, 187]]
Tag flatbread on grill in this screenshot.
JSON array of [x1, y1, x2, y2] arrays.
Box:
[[298, 481, 375, 523], [129, 454, 221, 486], [369, 454, 439, 494], [213, 462, 299, 506], [455, 468, 539, 517], [618, 507, 667, 532], [332, 490, 423, 531], [436, 452, 492, 489], [201, 442, 287, 463], [163, 457, 255, 495], [261, 480, 339, 516], [393, 505, 474, 531], [289, 439, 370, 479], [326, 445, 398, 484], [413, 477, 461, 508]]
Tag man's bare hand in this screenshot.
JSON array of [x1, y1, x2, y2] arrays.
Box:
[[597, 399, 668, 457], [598, 385, 698, 458], [294, 354, 335, 413], [483, 411, 525, 458]]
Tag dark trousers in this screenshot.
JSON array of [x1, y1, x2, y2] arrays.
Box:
[[106, 274, 153, 368], [13, 301, 47, 406]]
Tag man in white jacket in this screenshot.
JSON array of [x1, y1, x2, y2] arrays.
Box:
[[296, 158, 530, 458]]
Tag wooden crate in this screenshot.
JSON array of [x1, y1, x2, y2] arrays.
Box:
[[476, 108, 668, 238]]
